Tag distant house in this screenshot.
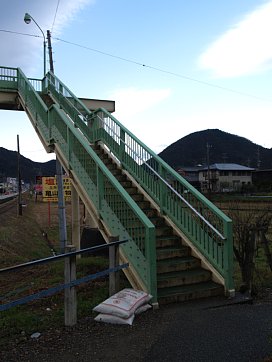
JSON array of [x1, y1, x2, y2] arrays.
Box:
[[176, 166, 202, 190], [199, 163, 255, 193]]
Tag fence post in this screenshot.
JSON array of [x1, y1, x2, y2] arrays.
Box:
[[71, 184, 80, 252], [109, 236, 120, 296], [64, 245, 77, 326]]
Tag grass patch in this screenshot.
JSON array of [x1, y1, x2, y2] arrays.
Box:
[[0, 197, 121, 347], [0, 255, 112, 347]]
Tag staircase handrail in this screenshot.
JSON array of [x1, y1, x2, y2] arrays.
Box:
[[94, 111, 227, 240], [89, 107, 234, 292], [3, 67, 157, 300]]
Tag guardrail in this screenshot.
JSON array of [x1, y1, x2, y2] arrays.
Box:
[[0, 240, 128, 326]]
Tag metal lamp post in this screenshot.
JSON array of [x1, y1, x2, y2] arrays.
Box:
[[24, 13, 46, 76]]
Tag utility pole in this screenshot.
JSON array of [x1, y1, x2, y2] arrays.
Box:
[[46, 31, 76, 325], [17, 135, 22, 216], [256, 147, 261, 169], [206, 143, 212, 194], [47, 30, 54, 73], [46, 30, 67, 252]]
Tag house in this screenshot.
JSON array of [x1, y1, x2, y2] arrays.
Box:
[[199, 163, 255, 193], [176, 166, 202, 190]]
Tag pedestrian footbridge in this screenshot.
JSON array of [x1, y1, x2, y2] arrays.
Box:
[[0, 66, 234, 303]]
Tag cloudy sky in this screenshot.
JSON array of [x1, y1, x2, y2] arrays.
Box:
[[1, 0, 272, 161]]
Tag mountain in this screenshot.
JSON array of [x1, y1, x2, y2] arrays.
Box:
[[158, 129, 272, 170], [1, 129, 272, 183], [0, 147, 56, 183]]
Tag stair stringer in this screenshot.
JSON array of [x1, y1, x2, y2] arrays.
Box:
[[17, 92, 54, 155], [54, 144, 121, 242], [54, 144, 155, 296]]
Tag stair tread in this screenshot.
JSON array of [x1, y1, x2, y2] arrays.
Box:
[[158, 281, 223, 297], [156, 235, 180, 241], [157, 256, 198, 265], [95, 143, 225, 304], [157, 267, 211, 280], [157, 246, 188, 253]]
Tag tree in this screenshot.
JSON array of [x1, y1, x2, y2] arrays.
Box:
[[228, 203, 272, 294]]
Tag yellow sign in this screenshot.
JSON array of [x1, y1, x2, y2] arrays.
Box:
[[42, 176, 71, 202]]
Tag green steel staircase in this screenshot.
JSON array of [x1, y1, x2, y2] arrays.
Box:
[[0, 66, 234, 304]]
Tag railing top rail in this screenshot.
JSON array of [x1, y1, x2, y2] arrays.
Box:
[[46, 71, 92, 118], [94, 107, 232, 225], [0, 66, 18, 72], [98, 112, 229, 239], [52, 104, 155, 230], [17, 69, 48, 113], [0, 239, 128, 274]]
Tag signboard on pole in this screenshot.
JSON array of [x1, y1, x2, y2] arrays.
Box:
[[42, 176, 71, 202]]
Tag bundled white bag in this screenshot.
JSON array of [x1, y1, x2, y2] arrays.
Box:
[[93, 288, 152, 319], [94, 313, 135, 325], [135, 303, 152, 315]]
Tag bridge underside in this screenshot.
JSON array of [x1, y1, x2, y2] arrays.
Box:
[[0, 90, 115, 113]]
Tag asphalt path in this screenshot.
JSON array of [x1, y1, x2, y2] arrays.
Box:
[[144, 298, 272, 362]]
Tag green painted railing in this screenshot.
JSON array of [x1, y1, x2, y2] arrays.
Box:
[[0, 66, 157, 300], [88, 110, 234, 292], [40, 69, 234, 292], [0, 66, 234, 293]]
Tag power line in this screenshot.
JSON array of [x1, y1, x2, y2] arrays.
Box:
[[51, 0, 61, 33], [1, 28, 271, 103], [53, 36, 272, 103], [0, 29, 40, 38]]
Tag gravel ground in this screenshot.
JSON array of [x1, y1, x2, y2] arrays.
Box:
[[1, 296, 272, 362], [0, 306, 169, 362]]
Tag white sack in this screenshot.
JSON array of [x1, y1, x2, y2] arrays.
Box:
[[93, 288, 152, 319], [94, 313, 135, 325]]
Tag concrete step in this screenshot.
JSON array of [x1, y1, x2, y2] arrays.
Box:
[[157, 256, 200, 274], [158, 281, 224, 304], [131, 193, 144, 202], [149, 216, 165, 227], [156, 235, 181, 248], [142, 208, 158, 218], [155, 226, 173, 237], [135, 200, 151, 209], [156, 246, 190, 260], [120, 180, 133, 188], [157, 268, 211, 288]]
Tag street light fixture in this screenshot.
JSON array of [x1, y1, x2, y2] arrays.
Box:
[[24, 13, 46, 76]]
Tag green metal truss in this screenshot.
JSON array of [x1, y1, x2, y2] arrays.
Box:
[[0, 66, 234, 298]]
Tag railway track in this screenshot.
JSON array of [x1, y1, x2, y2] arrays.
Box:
[[0, 197, 18, 215]]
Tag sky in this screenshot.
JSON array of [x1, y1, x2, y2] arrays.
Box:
[[0, 0, 272, 162]]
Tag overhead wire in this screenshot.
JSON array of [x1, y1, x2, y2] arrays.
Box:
[[51, 0, 61, 33], [52, 36, 272, 103], [0, 29, 41, 38], [0, 28, 271, 103]]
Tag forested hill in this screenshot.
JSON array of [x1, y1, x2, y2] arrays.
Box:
[[1, 129, 272, 183], [158, 129, 272, 169], [0, 147, 56, 183]]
